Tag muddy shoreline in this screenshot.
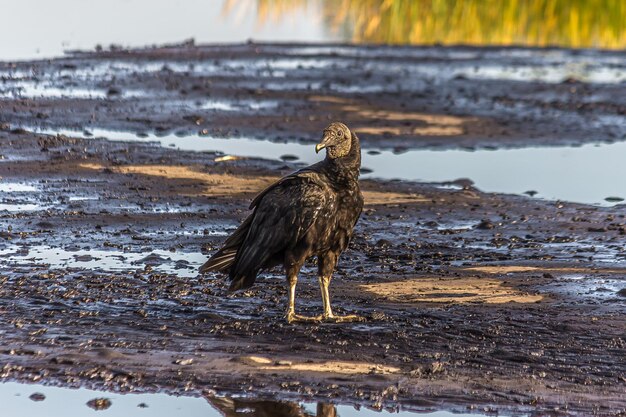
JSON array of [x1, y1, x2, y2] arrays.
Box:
[[2, 43, 625, 151], [0, 44, 625, 416]]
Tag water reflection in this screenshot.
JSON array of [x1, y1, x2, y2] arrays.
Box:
[[208, 397, 336, 417], [0, 381, 488, 417]]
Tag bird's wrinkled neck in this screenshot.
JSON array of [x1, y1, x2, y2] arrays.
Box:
[[325, 133, 361, 184]]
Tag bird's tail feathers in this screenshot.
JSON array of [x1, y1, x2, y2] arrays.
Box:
[[227, 272, 257, 292], [227, 240, 271, 292], [199, 248, 238, 274], [199, 214, 254, 275]]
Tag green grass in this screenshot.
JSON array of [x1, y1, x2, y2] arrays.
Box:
[[252, 0, 626, 49]]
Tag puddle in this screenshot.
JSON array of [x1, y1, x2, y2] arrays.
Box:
[[0, 184, 47, 212], [541, 242, 626, 265], [0, 381, 493, 417], [0, 245, 213, 277], [199, 99, 279, 111], [345, 58, 626, 86], [0, 81, 149, 100], [0, 183, 38, 192], [0, 58, 333, 83], [0, 83, 107, 99], [544, 273, 626, 304], [0, 62, 287, 103], [67, 195, 99, 201], [468, 63, 626, 84], [32, 128, 626, 206], [0, 203, 45, 212]]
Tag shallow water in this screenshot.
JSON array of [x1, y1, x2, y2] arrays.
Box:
[[33, 128, 626, 206], [0, 203, 45, 212], [0, 82, 149, 100], [0, 245, 216, 277], [2, 51, 624, 98], [0, 381, 491, 417], [542, 273, 626, 305], [0, 182, 38, 193], [0, 182, 48, 212]]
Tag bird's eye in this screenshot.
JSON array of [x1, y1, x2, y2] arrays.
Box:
[[338, 131, 343, 137]]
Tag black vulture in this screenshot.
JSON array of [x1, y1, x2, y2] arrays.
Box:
[[200, 122, 364, 323]]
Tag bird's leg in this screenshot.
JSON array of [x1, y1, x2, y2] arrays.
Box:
[[318, 275, 333, 317], [318, 273, 365, 323], [286, 274, 297, 319], [285, 274, 322, 324], [317, 253, 364, 322]]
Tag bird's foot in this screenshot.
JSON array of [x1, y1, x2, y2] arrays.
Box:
[[323, 313, 366, 323], [285, 312, 323, 324]]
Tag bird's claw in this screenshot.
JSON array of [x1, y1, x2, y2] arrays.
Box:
[[285, 312, 323, 324], [285, 312, 366, 324], [322, 314, 366, 323]]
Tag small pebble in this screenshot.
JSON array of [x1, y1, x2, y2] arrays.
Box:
[[29, 393, 45, 402], [476, 219, 495, 230], [86, 398, 112, 410]]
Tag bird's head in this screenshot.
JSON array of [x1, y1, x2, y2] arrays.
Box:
[[315, 122, 352, 159]]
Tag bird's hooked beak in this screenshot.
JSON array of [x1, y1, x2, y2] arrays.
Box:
[[315, 130, 334, 154]]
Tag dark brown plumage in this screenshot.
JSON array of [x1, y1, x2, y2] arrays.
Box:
[[200, 122, 364, 323]]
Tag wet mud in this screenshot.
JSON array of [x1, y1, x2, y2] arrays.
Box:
[[0, 44, 625, 416], [1, 43, 625, 150]]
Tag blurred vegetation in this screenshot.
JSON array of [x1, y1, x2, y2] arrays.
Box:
[[235, 0, 626, 49]]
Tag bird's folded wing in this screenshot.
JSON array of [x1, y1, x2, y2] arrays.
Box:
[[231, 172, 331, 280]]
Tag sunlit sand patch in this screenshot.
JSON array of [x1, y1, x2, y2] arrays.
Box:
[[466, 266, 626, 275], [307, 97, 478, 137], [345, 107, 470, 125], [359, 109, 470, 135], [79, 163, 275, 196], [360, 277, 543, 304], [364, 190, 428, 205], [345, 106, 474, 136], [355, 126, 464, 136], [467, 266, 540, 274], [354, 126, 404, 135], [79, 163, 426, 205], [234, 356, 400, 375], [307, 95, 354, 104], [411, 126, 465, 135]]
